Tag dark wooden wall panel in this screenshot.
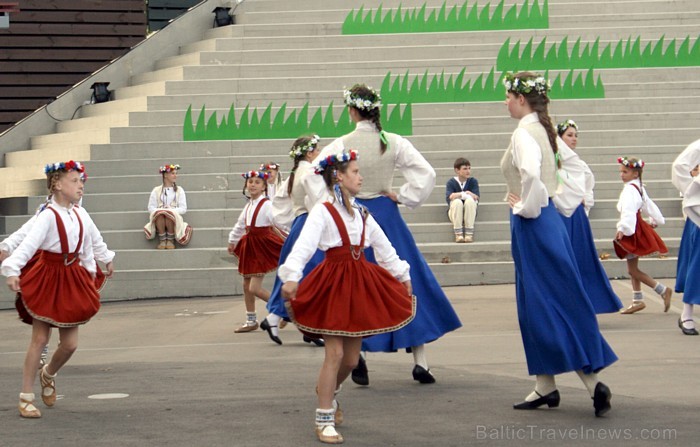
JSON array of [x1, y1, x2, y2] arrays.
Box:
[[147, 0, 199, 32], [0, 0, 147, 133]]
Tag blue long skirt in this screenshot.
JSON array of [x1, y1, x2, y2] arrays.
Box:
[[358, 196, 462, 352], [560, 205, 623, 313], [267, 213, 325, 319], [511, 201, 618, 375], [675, 218, 700, 304]]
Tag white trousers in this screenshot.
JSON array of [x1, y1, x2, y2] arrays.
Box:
[[448, 197, 477, 235]]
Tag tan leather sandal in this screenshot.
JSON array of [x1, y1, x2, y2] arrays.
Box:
[[315, 425, 343, 444], [40, 365, 57, 407], [19, 396, 42, 418]]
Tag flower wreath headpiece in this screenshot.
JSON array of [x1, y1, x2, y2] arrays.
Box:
[[556, 119, 578, 134], [259, 163, 280, 171], [242, 170, 269, 180], [44, 160, 85, 176], [289, 134, 320, 159], [617, 157, 644, 169], [159, 164, 181, 174], [503, 72, 550, 96], [343, 85, 381, 111], [314, 150, 359, 175]]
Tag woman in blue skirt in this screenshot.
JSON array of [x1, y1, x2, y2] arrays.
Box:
[[261, 135, 325, 346], [310, 84, 462, 384], [672, 139, 700, 336], [554, 119, 623, 314], [500, 72, 617, 417]]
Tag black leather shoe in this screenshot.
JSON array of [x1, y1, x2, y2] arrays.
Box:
[[302, 335, 325, 347], [678, 318, 699, 336], [513, 390, 560, 410], [259, 318, 282, 345], [412, 365, 436, 384], [593, 382, 612, 417], [351, 355, 369, 386]]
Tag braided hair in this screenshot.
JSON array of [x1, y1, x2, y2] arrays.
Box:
[[345, 84, 387, 154]]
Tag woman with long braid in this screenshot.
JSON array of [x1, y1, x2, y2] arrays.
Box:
[[501, 72, 616, 417], [309, 84, 461, 384]]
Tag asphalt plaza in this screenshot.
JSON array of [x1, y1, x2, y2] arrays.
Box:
[[1, 279, 698, 446]]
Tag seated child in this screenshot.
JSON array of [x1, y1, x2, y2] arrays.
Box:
[[445, 158, 480, 242], [144, 164, 193, 249]]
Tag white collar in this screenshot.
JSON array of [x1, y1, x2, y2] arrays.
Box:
[[518, 112, 539, 126]]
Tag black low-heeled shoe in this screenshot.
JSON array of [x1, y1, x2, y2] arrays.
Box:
[[412, 365, 436, 384], [593, 382, 612, 417], [513, 390, 560, 410], [351, 355, 369, 386], [678, 318, 699, 336], [302, 335, 325, 347], [259, 318, 282, 345]]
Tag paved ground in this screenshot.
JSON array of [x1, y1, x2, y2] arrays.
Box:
[[1, 279, 698, 446]]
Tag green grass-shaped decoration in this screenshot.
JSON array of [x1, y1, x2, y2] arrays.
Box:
[[342, 0, 548, 35], [380, 67, 605, 102], [497, 35, 700, 71], [183, 102, 413, 141]]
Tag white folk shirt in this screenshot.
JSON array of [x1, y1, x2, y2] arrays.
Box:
[[552, 137, 594, 217], [147, 186, 187, 215], [672, 138, 700, 227], [1, 200, 106, 277], [616, 178, 665, 236], [278, 199, 410, 283], [307, 121, 436, 209], [228, 196, 274, 246]]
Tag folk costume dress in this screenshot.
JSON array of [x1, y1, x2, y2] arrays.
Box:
[[500, 112, 617, 376], [554, 141, 623, 314], [267, 160, 325, 319], [143, 185, 193, 245], [1, 201, 109, 327], [613, 178, 667, 259], [672, 139, 700, 304], [310, 121, 462, 351], [278, 199, 415, 337], [229, 196, 284, 277]]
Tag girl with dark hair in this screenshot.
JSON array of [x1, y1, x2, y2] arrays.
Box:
[[143, 164, 192, 249], [614, 156, 671, 314], [2, 161, 113, 418], [553, 121, 623, 314], [672, 139, 700, 335], [260, 135, 326, 345], [310, 84, 461, 385], [501, 72, 617, 417], [228, 170, 285, 333], [280, 150, 414, 444]]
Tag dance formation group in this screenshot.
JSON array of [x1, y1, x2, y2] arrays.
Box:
[[2, 74, 700, 445]]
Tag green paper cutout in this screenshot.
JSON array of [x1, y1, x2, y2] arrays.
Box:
[[497, 35, 700, 71], [342, 0, 548, 35], [380, 67, 605, 102], [182, 102, 413, 141]]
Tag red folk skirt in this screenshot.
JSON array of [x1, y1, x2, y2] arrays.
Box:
[[15, 250, 101, 327], [614, 211, 669, 259], [286, 248, 416, 337], [233, 226, 284, 277]]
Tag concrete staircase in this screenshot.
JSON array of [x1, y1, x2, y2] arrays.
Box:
[[2, 0, 697, 308]]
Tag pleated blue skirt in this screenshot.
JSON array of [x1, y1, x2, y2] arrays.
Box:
[[560, 205, 623, 313], [675, 218, 700, 304], [267, 213, 325, 319], [511, 201, 618, 375], [357, 196, 462, 352]]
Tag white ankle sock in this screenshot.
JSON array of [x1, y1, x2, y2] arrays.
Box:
[[681, 303, 695, 328], [315, 408, 335, 427], [654, 282, 666, 295], [526, 374, 556, 401], [19, 392, 35, 401], [245, 312, 257, 325], [576, 370, 599, 397], [411, 344, 428, 369]]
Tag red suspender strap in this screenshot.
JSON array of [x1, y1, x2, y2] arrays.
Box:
[[250, 198, 268, 227], [46, 206, 84, 263], [322, 202, 366, 248]]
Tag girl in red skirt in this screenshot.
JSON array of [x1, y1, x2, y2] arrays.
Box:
[[279, 150, 415, 444], [228, 170, 285, 333], [1, 160, 112, 418], [614, 156, 672, 314]]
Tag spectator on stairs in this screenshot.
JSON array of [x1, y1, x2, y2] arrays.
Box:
[[445, 157, 479, 243], [144, 164, 192, 249]]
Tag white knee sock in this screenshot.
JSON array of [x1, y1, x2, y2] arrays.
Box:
[[266, 313, 281, 336], [411, 344, 428, 369], [576, 370, 599, 397], [681, 303, 695, 328]]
